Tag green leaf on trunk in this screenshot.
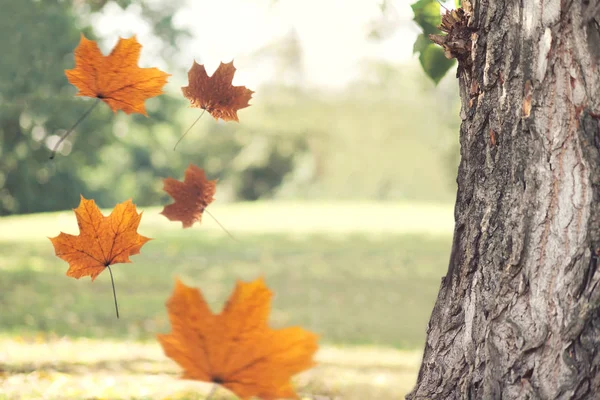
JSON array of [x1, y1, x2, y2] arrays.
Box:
[[410, 0, 441, 36], [418, 44, 456, 85], [411, 0, 456, 84], [413, 33, 431, 54]]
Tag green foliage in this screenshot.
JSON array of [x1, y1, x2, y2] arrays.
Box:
[[410, 0, 442, 35], [410, 0, 456, 85], [91, 63, 459, 207], [412, 33, 431, 54], [418, 43, 457, 84], [1, 0, 460, 215], [251, 64, 459, 202], [0, 0, 187, 215], [0, 0, 100, 214]]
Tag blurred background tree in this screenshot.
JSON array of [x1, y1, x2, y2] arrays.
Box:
[[0, 0, 188, 215], [0, 0, 460, 216]]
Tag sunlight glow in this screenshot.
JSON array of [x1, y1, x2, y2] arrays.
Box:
[[91, 0, 420, 89]]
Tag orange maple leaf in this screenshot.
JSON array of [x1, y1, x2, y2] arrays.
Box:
[[49, 195, 151, 281], [65, 34, 170, 115], [182, 60, 254, 122], [160, 164, 217, 228], [158, 277, 319, 400]]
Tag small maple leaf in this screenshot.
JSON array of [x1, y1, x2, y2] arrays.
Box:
[[65, 34, 170, 115], [182, 60, 254, 122], [49, 195, 151, 281], [158, 277, 319, 400], [160, 164, 217, 228]]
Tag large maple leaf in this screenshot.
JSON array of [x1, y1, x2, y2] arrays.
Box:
[[160, 164, 217, 228], [65, 34, 170, 115], [182, 60, 254, 122], [49, 195, 151, 281], [158, 277, 319, 400]]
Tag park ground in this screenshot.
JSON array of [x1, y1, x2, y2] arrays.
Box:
[[0, 201, 454, 399]]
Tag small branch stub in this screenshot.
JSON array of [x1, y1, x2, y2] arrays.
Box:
[[429, 4, 474, 75]]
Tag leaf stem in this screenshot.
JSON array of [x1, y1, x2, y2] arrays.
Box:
[[205, 208, 236, 241], [50, 98, 101, 159], [174, 108, 206, 150], [107, 265, 120, 319], [205, 383, 218, 400]]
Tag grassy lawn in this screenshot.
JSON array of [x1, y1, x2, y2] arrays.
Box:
[[0, 338, 423, 400], [0, 201, 453, 399]]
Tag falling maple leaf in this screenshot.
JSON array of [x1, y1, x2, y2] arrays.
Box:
[[49, 195, 151, 281], [65, 34, 170, 115], [160, 164, 217, 228], [182, 60, 253, 122], [158, 277, 319, 400]]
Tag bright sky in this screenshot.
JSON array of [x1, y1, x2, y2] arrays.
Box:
[[91, 0, 424, 90]]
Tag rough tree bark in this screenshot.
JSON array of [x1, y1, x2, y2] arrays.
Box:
[[408, 1, 600, 399]]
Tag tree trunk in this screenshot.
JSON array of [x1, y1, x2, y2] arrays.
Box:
[[407, 1, 600, 399]]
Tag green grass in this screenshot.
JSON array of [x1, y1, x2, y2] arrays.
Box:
[[0, 201, 453, 399]]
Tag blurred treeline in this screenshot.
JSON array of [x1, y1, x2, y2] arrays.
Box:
[[0, 0, 460, 216]]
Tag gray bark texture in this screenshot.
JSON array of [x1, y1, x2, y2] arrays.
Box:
[[407, 0, 600, 399]]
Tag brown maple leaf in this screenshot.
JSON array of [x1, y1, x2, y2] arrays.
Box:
[[49, 195, 151, 281], [160, 164, 217, 228], [182, 60, 253, 122], [157, 277, 319, 400], [65, 34, 170, 115]]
